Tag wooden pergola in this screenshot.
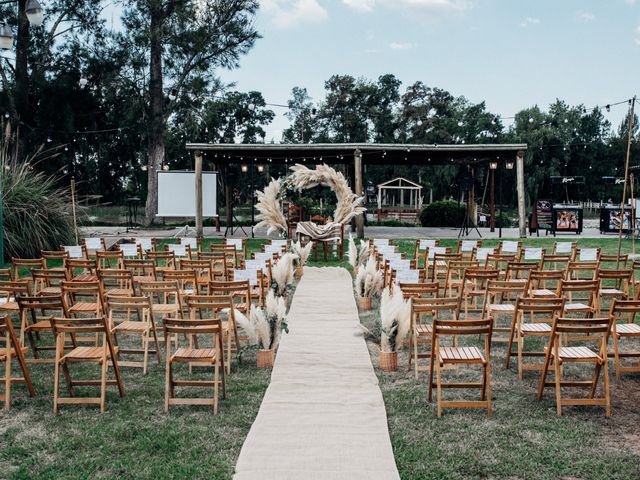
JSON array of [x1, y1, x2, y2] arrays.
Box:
[[184, 143, 528, 238], [377, 177, 423, 209]]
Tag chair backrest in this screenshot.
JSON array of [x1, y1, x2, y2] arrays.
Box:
[[462, 268, 499, 289], [609, 298, 640, 323], [398, 282, 439, 299], [553, 241, 575, 255], [486, 253, 517, 272], [560, 279, 600, 305], [17, 294, 66, 319], [185, 294, 235, 321], [49, 317, 114, 353], [565, 261, 599, 280], [600, 254, 629, 269], [12, 258, 45, 280], [458, 240, 481, 254], [541, 254, 571, 271], [146, 251, 176, 269], [140, 281, 181, 307], [179, 259, 213, 281], [433, 316, 493, 338], [123, 258, 158, 280], [162, 269, 198, 292], [549, 317, 611, 349], [527, 270, 564, 293], [96, 250, 124, 269], [163, 316, 223, 336], [31, 268, 69, 292], [473, 247, 495, 263], [41, 250, 70, 268], [118, 243, 142, 259], [515, 296, 565, 315], [179, 237, 201, 251], [0, 280, 31, 300], [499, 240, 521, 255], [521, 247, 543, 262], [0, 315, 21, 355], [207, 279, 251, 300], [427, 246, 451, 260], [105, 295, 152, 326], [0, 268, 13, 281], [484, 279, 528, 304], [98, 269, 134, 292], [132, 237, 156, 253], [575, 247, 601, 262], [64, 258, 98, 279], [166, 243, 189, 258], [505, 261, 539, 280], [82, 237, 107, 252], [411, 296, 461, 321], [61, 245, 86, 259]]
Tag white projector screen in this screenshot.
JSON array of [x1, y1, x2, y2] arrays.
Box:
[[157, 171, 218, 217]]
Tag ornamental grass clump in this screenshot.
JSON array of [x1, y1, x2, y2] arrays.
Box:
[[347, 233, 370, 274], [271, 252, 296, 297], [354, 256, 383, 310], [379, 286, 411, 353], [290, 240, 312, 275], [234, 291, 289, 351]]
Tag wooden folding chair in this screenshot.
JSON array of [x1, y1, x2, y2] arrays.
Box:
[[145, 251, 176, 276], [166, 243, 190, 259], [11, 258, 45, 282], [106, 295, 161, 374], [0, 280, 31, 316], [179, 236, 202, 255], [61, 245, 87, 260], [537, 316, 613, 416], [414, 239, 439, 267], [481, 279, 528, 342], [0, 269, 12, 281], [609, 299, 640, 380], [224, 238, 246, 267], [208, 280, 252, 317], [505, 261, 539, 283], [459, 269, 497, 319], [408, 296, 461, 379], [82, 237, 107, 255], [472, 247, 496, 267], [164, 316, 226, 413], [541, 253, 571, 272], [50, 316, 124, 413], [399, 281, 439, 300], [560, 279, 600, 318], [429, 251, 458, 283], [505, 296, 565, 379], [0, 315, 35, 409], [162, 269, 198, 309], [17, 294, 67, 363], [443, 260, 480, 297], [597, 269, 631, 314], [600, 253, 628, 269], [140, 280, 183, 347], [574, 247, 601, 263], [552, 241, 575, 256], [179, 259, 213, 292], [457, 239, 481, 259], [519, 247, 543, 264], [62, 280, 103, 318], [185, 295, 237, 375], [40, 250, 69, 270], [527, 270, 564, 298], [429, 317, 493, 416], [31, 268, 69, 296], [485, 253, 516, 278], [98, 269, 134, 297], [65, 258, 98, 281], [96, 250, 124, 269], [123, 258, 158, 291], [498, 240, 521, 257], [131, 237, 156, 253]]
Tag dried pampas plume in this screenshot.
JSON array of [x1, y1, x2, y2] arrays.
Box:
[[271, 252, 296, 296], [290, 240, 313, 266], [354, 256, 383, 299], [380, 286, 411, 352], [347, 233, 370, 270], [255, 178, 288, 236]]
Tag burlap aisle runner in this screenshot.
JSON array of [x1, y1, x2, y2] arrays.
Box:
[[234, 267, 400, 480]]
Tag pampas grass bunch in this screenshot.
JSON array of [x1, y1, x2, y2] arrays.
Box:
[[255, 178, 288, 236], [271, 252, 296, 297], [347, 233, 370, 272], [354, 256, 384, 299], [233, 291, 288, 350], [380, 286, 411, 352], [290, 240, 313, 267]]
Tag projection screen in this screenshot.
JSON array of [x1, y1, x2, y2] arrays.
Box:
[[157, 170, 217, 217]]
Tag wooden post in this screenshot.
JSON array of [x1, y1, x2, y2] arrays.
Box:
[[70, 177, 78, 244], [194, 150, 203, 239], [354, 149, 364, 238], [631, 173, 636, 257], [617, 96, 636, 266], [516, 150, 526, 238], [489, 167, 495, 232]]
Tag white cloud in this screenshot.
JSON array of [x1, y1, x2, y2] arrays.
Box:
[[260, 0, 329, 28], [341, 0, 473, 14], [389, 41, 416, 50], [575, 11, 595, 23], [519, 17, 540, 28], [626, 0, 636, 5], [341, 0, 375, 12]]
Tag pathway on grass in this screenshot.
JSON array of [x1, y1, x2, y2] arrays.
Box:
[[234, 267, 400, 480]]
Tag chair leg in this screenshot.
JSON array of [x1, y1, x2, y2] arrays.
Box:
[[61, 362, 75, 396], [4, 349, 11, 410], [554, 358, 562, 416], [505, 314, 518, 369], [436, 356, 443, 417], [517, 332, 524, 381], [164, 361, 171, 413], [213, 362, 219, 415], [99, 357, 107, 413], [53, 358, 60, 414], [603, 359, 611, 417], [485, 361, 492, 417], [143, 330, 149, 375], [613, 333, 621, 382], [589, 363, 602, 399]]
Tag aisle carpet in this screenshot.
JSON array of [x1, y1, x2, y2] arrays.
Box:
[[234, 267, 400, 480]]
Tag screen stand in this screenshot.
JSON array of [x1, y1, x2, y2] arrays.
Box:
[[173, 225, 197, 238]]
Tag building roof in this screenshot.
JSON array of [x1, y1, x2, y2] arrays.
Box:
[[377, 177, 423, 189]]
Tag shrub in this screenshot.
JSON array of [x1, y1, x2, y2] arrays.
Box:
[[495, 212, 512, 228], [419, 200, 465, 227]]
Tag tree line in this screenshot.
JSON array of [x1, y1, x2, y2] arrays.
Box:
[[0, 1, 636, 225]]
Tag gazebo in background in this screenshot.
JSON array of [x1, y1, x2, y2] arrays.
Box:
[[376, 177, 423, 223]]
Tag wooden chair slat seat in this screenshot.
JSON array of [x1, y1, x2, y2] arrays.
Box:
[[439, 346, 485, 363], [520, 323, 552, 333], [616, 323, 640, 335], [553, 346, 599, 360], [173, 347, 217, 362], [61, 345, 116, 362]]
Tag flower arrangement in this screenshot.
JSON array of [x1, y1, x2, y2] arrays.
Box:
[[271, 252, 296, 297], [354, 256, 384, 310], [347, 233, 370, 274]]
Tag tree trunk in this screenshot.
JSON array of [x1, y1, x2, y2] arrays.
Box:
[[14, 0, 29, 163], [144, 1, 165, 225]]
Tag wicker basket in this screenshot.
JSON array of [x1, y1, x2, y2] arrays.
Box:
[[358, 296, 372, 310], [296, 265, 304, 278], [256, 349, 275, 369], [380, 351, 398, 372]]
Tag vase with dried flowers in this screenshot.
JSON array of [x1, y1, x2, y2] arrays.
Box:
[[354, 256, 383, 310]]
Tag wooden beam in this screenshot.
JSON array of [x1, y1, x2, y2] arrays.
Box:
[[195, 150, 203, 238], [516, 150, 526, 238], [354, 149, 364, 238], [489, 168, 495, 232]]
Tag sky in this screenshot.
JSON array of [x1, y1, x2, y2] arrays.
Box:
[[206, 0, 640, 142]]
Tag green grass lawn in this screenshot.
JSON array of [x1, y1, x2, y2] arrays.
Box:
[[1, 237, 640, 479]]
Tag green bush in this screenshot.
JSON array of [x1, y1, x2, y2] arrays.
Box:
[[495, 212, 512, 228], [419, 200, 465, 227], [2, 158, 75, 260]]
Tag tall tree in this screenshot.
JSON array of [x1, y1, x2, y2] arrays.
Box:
[[119, 0, 260, 224]]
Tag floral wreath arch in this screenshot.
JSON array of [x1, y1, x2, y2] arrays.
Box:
[[254, 164, 366, 236]]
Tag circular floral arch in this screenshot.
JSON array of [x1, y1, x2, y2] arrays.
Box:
[[254, 164, 366, 236]]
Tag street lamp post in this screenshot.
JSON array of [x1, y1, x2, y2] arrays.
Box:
[[498, 160, 515, 238]]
